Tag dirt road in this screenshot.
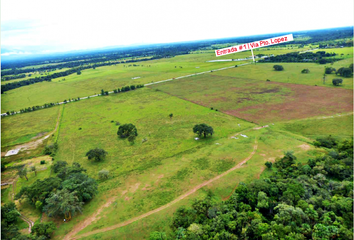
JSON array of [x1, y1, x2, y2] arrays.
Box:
[[67, 138, 258, 240]]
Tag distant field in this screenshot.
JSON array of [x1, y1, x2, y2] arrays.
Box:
[[274, 113, 353, 140], [212, 54, 353, 90], [1, 47, 311, 113], [149, 74, 353, 124], [1, 107, 59, 148]]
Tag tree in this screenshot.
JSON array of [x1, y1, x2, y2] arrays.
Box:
[[265, 161, 273, 169], [32, 222, 56, 238], [150, 231, 167, 240], [332, 78, 343, 86], [325, 67, 335, 74], [98, 169, 109, 180], [193, 124, 214, 138], [169, 113, 173, 119], [117, 123, 138, 138], [30, 166, 37, 176], [273, 65, 284, 71], [44, 189, 84, 221], [128, 134, 136, 144], [1, 202, 20, 224], [85, 148, 108, 162], [52, 161, 68, 173], [77, 70, 81, 75], [61, 173, 98, 202], [18, 168, 28, 181]]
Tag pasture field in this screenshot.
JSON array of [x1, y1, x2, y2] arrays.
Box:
[[1, 106, 59, 148], [273, 113, 353, 140], [149, 74, 353, 124], [0, 47, 311, 113], [66, 127, 320, 240]]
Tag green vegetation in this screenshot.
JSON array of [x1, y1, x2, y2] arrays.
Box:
[[1, 106, 58, 148], [193, 124, 214, 138], [1, 28, 352, 240], [166, 138, 353, 239], [85, 148, 108, 162]]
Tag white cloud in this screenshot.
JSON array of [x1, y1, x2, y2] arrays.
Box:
[[1, 0, 353, 54]]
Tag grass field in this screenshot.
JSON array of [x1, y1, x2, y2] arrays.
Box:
[[1, 44, 352, 240], [1, 47, 312, 113], [1, 107, 59, 148], [273, 113, 353, 140], [149, 74, 353, 124]]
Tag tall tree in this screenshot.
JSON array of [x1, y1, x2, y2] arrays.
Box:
[[44, 189, 84, 221], [193, 124, 214, 138]]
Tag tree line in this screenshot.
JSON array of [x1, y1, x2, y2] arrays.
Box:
[[2, 84, 145, 117], [151, 136, 353, 239], [1, 58, 152, 93], [259, 51, 340, 64]]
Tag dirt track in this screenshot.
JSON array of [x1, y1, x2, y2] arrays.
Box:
[[6, 106, 62, 152], [67, 138, 259, 240]]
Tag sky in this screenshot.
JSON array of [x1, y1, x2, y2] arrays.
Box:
[[1, 0, 353, 56]]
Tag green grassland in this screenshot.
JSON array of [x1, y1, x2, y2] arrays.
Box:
[[1, 44, 352, 240], [1, 47, 311, 113], [273, 113, 353, 140], [67, 127, 321, 240], [1, 107, 59, 148]]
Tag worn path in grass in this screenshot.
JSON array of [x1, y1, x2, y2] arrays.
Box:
[[5, 106, 62, 153], [66, 134, 260, 240]]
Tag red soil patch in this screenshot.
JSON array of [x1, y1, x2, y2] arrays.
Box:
[[224, 82, 353, 124]]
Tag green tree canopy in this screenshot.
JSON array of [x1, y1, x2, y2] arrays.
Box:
[[85, 148, 108, 162], [44, 189, 84, 221], [117, 123, 138, 138], [193, 123, 214, 138]]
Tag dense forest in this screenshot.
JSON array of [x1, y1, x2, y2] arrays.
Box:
[[152, 137, 353, 239]]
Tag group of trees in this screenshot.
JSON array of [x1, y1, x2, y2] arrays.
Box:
[[2, 201, 57, 240], [15, 161, 97, 223], [260, 51, 339, 64], [112, 84, 144, 94], [154, 137, 353, 239]]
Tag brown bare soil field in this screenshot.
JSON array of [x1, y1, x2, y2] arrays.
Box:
[[224, 82, 353, 123]]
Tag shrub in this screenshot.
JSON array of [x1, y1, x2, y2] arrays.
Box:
[[117, 124, 138, 138], [40, 160, 46, 165], [332, 78, 343, 86], [301, 69, 310, 74], [86, 148, 108, 162], [98, 169, 109, 180], [273, 65, 284, 71], [265, 161, 273, 169]]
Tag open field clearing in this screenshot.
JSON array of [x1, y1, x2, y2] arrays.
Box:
[[1, 107, 59, 148], [1, 47, 312, 113], [211, 62, 353, 91], [274, 113, 353, 140], [63, 128, 320, 239], [149, 74, 353, 124]]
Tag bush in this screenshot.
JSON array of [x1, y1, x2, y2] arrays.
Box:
[[314, 135, 337, 148], [273, 65, 284, 71], [44, 143, 58, 156], [98, 169, 109, 180], [117, 124, 138, 138], [86, 148, 108, 162], [40, 160, 46, 165], [301, 69, 310, 74], [265, 161, 273, 169], [332, 78, 343, 86]]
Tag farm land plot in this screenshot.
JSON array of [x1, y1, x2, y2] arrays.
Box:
[[1, 47, 311, 113], [1, 106, 59, 148], [149, 74, 353, 124]]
